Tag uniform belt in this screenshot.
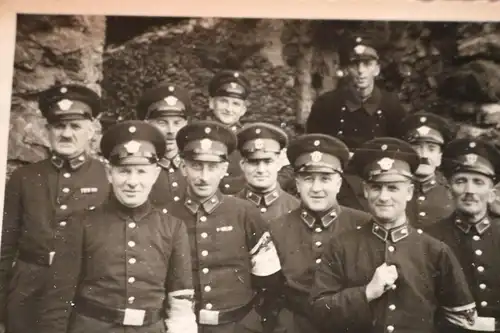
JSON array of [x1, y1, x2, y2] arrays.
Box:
[[18, 249, 56, 267], [74, 296, 163, 327], [197, 298, 256, 326]]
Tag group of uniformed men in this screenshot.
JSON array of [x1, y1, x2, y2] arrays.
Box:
[[1, 35, 500, 333]]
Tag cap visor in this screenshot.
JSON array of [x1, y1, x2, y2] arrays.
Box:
[[49, 114, 91, 123], [185, 153, 225, 163], [112, 156, 155, 166], [298, 165, 339, 174], [244, 151, 280, 160], [368, 172, 412, 183]]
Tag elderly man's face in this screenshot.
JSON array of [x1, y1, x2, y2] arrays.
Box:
[[47, 119, 95, 158], [107, 164, 161, 208], [449, 172, 496, 219]]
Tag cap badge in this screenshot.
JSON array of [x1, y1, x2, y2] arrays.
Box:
[[124, 140, 141, 154], [377, 157, 394, 171], [416, 126, 431, 136], [57, 99, 73, 111], [234, 72, 239, 78], [200, 138, 213, 151], [60, 87, 68, 94], [204, 127, 211, 134], [464, 154, 478, 166], [354, 45, 366, 54], [254, 139, 264, 150], [128, 126, 137, 133], [313, 140, 320, 147], [164, 96, 178, 106], [168, 86, 175, 92], [381, 144, 388, 151], [311, 151, 323, 163], [255, 128, 261, 134], [420, 116, 427, 123]]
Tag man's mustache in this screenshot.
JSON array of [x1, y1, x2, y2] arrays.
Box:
[[419, 157, 431, 165]]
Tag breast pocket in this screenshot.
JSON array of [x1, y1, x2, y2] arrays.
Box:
[[212, 222, 248, 262]]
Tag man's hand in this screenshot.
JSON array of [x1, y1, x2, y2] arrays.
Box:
[[0, 322, 6, 333], [365, 263, 398, 302]]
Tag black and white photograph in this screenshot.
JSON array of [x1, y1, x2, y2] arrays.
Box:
[[0, 2, 499, 333]]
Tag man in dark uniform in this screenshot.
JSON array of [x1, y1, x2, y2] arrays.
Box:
[[0, 84, 109, 333], [136, 82, 191, 205], [43, 120, 197, 333], [306, 36, 407, 212], [208, 70, 251, 195], [268, 134, 371, 333], [398, 112, 455, 228], [310, 137, 477, 333], [170, 120, 282, 333], [235, 122, 300, 222], [426, 138, 500, 333]]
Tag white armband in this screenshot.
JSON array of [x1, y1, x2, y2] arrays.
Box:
[[165, 289, 198, 333], [250, 231, 281, 276]]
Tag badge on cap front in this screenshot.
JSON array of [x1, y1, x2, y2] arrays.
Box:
[[57, 99, 73, 111], [416, 126, 431, 136], [124, 141, 141, 154], [200, 138, 213, 151], [311, 151, 323, 163], [464, 154, 478, 166], [354, 45, 366, 54], [254, 139, 264, 150], [377, 157, 394, 171], [164, 96, 178, 106]]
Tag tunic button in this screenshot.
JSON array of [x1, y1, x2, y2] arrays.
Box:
[[387, 325, 394, 333], [201, 250, 208, 257], [62, 187, 70, 193], [340, 119, 344, 123], [174, 196, 180, 201], [419, 212, 426, 217], [200, 216, 207, 222], [162, 208, 168, 214], [315, 258, 322, 264], [260, 207, 267, 213], [63, 173, 71, 178], [315, 228, 322, 233], [128, 296, 135, 304], [205, 303, 213, 310], [315, 241, 322, 247], [417, 229, 423, 234], [202, 268, 209, 274], [59, 221, 67, 227], [388, 304, 396, 311], [201, 232, 208, 239], [60, 205, 67, 210], [391, 284, 397, 290], [129, 222, 136, 229], [338, 131, 343, 135], [475, 250, 483, 256], [480, 283, 486, 290], [477, 266, 485, 273], [204, 286, 212, 292], [418, 196, 425, 201], [128, 241, 136, 248], [481, 301, 488, 307], [473, 235, 481, 241], [388, 246, 395, 252], [128, 277, 135, 284], [172, 182, 178, 187], [224, 184, 230, 188], [169, 168, 174, 173], [129, 258, 136, 264]]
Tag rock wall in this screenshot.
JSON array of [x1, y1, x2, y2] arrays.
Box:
[[7, 14, 106, 178]]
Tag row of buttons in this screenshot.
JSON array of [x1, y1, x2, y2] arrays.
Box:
[[127, 221, 139, 305]]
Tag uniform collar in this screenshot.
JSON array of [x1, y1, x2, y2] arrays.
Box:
[[454, 213, 491, 235], [110, 193, 152, 221], [344, 84, 382, 116], [50, 152, 88, 170], [372, 221, 410, 243], [244, 186, 281, 207], [416, 174, 438, 193], [300, 204, 341, 229], [158, 154, 181, 170], [184, 191, 223, 215]]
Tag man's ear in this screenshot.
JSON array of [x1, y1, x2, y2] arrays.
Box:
[[406, 182, 415, 202], [220, 162, 229, 179], [105, 163, 113, 184], [208, 98, 215, 110], [180, 159, 188, 177]]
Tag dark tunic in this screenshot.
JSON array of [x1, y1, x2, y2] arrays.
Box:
[[406, 172, 455, 229], [311, 221, 474, 333], [43, 196, 194, 333], [0, 155, 109, 333], [269, 205, 371, 333], [426, 214, 500, 332], [235, 185, 300, 223], [168, 191, 281, 333], [149, 155, 187, 206]]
